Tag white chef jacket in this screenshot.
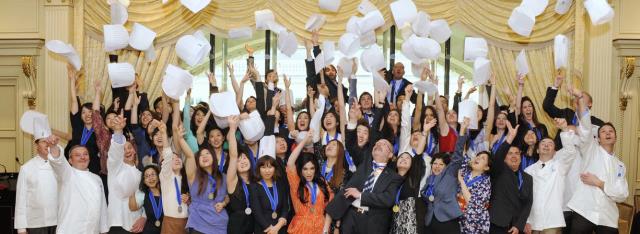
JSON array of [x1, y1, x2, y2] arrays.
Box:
[[107, 135, 142, 231], [49, 151, 108, 234], [14, 148, 61, 232], [567, 111, 629, 228], [160, 147, 188, 218], [525, 131, 577, 230]]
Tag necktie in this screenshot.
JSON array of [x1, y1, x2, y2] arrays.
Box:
[[363, 162, 385, 192]]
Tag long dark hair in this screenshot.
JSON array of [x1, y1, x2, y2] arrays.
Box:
[[324, 140, 346, 190], [296, 153, 330, 203], [519, 96, 541, 126], [237, 146, 258, 183], [189, 103, 209, 136], [243, 96, 257, 113], [420, 105, 440, 147], [397, 153, 421, 191], [194, 147, 222, 197], [140, 165, 161, 194]]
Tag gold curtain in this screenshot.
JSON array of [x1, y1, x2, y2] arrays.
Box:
[[80, 0, 582, 136]]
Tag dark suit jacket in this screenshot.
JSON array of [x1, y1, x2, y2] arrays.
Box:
[[489, 142, 533, 232], [542, 87, 605, 150], [421, 134, 465, 226], [305, 46, 349, 102], [384, 72, 417, 104], [325, 150, 403, 233]]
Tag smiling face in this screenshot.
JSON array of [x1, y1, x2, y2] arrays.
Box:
[[396, 153, 412, 171], [446, 110, 458, 125], [143, 167, 159, 189], [301, 161, 316, 182], [266, 70, 278, 84], [356, 125, 369, 146], [524, 130, 537, 146], [237, 154, 251, 173], [360, 94, 373, 110], [152, 131, 163, 148], [537, 138, 556, 157], [197, 149, 214, 169], [259, 162, 275, 180], [431, 158, 446, 175], [81, 107, 93, 125], [325, 140, 339, 158], [124, 141, 137, 165], [324, 65, 337, 79], [372, 139, 393, 163], [69, 146, 90, 170], [140, 110, 153, 126], [322, 112, 337, 131], [505, 146, 522, 171], [387, 110, 400, 127], [522, 100, 534, 121], [470, 153, 490, 172], [410, 131, 421, 148], [35, 139, 50, 156], [296, 112, 310, 131], [208, 129, 224, 149], [171, 154, 183, 171], [105, 113, 117, 130], [424, 107, 436, 123], [195, 110, 206, 126]]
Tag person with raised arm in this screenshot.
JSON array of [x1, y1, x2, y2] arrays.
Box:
[[176, 121, 229, 233], [129, 164, 162, 234], [49, 139, 108, 233], [286, 129, 334, 234], [489, 121, 533, 234], [566, 88, 628, 234], [14, 116, 60, 234], [158, 122, 188, 234], [106, 113, 145, 233], [225, 115, 256, 234], [524, 118, 578, 234]]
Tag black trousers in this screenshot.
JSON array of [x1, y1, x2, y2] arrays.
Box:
[[341, 208, 389, 234], [25, 226, 56, 234], [489, 223, 510, 234], [562, 211, 575, 234], [570, 213, 617, 234], [425, 217, 460, 234], [109, 226, 132, 234]]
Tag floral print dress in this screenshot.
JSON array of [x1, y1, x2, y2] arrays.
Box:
[[459, 154, 491, 234]]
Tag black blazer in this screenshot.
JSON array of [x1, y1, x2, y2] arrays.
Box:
[[384, 70, 417, 104], [305, 45, 349, 101], [489, 142, 533, 232], [249, 179, 290, 234], [325, 151, 403, 233], [542, 87, 605, 150]]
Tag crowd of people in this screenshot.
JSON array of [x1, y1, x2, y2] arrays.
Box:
[[15, 33, 629, 234]]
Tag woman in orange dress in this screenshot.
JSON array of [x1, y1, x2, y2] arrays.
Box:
[[286, 131, 334, 234]]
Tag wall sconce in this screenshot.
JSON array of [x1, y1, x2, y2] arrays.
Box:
[[619, 57, 635, 111], [21, 56, 37, 109]]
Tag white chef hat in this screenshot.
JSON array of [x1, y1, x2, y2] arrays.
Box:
[[20, 110, 51, 141], [239, 110, 265, 142]]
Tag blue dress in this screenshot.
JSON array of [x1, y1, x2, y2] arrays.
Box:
[[186, 174, 229, 234]]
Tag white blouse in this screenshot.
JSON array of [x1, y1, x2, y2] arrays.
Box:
[[107, 136, 142, 231]]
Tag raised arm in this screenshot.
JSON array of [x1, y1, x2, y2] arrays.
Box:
[[195, 111, 211, 146], [543, 74, 565, 118], [434, 89, 449, 136], [515, 74, 525, 121], [161, 94, 171, 124], [225, 115, 240, 194], [336, 71, 347, 142], [68, 64, 79, 115], [283, 75, 295, 131], [107, 113, 127, 174], [287, 129, 313, 170], [485, 74, 497, 143], [208, 71, 219, 94], [175, 124, 196, 184], [399, 85, 413, 154]]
